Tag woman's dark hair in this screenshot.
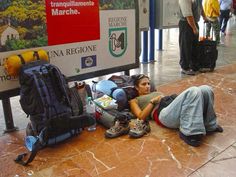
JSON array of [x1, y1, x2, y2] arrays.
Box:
[[132, 74, 149, 87]]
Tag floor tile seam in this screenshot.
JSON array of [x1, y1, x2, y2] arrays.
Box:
[[187, 140, 236, 177]]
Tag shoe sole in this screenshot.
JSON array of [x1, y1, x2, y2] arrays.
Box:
[[129, 127, 151, 138], [105, 128, 130, 139], [181, 71, 196, 75]]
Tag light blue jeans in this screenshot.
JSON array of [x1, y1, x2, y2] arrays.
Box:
[[159, 85, 218, 136]]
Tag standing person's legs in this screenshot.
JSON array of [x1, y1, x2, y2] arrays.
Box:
[[179, 20, 194, 71], [191, 24, 200, 71], [159, 86, 206, 136], [212, 20, 220, 43], [222, 13, 230, 33], [221, 10, 230, 33], [206, 21, 212, 37], [219, 10, 224, 31]]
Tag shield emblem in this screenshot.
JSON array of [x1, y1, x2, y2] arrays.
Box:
[[109, 27, 127, 57]]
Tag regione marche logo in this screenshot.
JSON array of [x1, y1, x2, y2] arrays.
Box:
[[109, 27, 127, 57], [81, 55, 97, 68]]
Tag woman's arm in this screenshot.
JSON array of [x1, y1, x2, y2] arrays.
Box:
[[129, 95, 162, 120]]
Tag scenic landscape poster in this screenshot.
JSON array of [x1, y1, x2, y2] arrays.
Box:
[[0, 0, 135, 52]]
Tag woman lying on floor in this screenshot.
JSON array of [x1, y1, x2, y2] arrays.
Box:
[[105, 74, 223, 147]]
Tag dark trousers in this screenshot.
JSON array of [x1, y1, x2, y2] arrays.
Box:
[[179, 20, 199, 71], [219, 9, 230, 33]]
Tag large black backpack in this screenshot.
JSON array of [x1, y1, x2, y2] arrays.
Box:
[[15, 60, 95, 166]]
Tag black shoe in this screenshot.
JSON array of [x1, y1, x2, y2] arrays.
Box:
[[181, 69, 196, 75], [206, 125, 223, 135], [179, 132, 202, 147]]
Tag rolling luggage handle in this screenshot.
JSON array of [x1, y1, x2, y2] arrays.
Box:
[[201, 21, 214, 41]]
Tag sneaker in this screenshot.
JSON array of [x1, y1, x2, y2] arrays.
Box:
[[105, 120, 130, 138], [179, 132, 202, 147], [217, 41, 224, 46], [221, 31, 226, 36], [181, 69, 196, 75], [206, 125, 223, 135], [129, 119, 151, 138]]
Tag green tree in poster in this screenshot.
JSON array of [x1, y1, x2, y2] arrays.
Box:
[[5, 38, 30, 51], [100, 0, 135, 10], [0, 0, 47, 51]]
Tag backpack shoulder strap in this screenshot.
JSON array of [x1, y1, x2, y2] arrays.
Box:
[[85, 84, 93, 98], [14, 138, 43, 166], [70, 86, 84, 115], [47, 65, 71, 106]]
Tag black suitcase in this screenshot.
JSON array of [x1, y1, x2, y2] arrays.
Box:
[[198, 39, 218, 71], [198, 22, 218, 71]]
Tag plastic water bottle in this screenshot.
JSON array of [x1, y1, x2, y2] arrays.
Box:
[[86, 97, 97, 131], [76, 81, 87, 113]]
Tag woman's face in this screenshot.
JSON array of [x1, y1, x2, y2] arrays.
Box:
[[135, 77, 151, 95]]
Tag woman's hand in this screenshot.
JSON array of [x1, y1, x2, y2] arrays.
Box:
[[129, 94, 164, 120], [150, 95, 163, 104]]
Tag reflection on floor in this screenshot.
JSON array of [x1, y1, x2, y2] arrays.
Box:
[[0, 19, 236, 176], [1, 64, 236, 177]]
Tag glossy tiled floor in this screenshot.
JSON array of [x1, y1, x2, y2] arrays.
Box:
[[0, 18, 236, 176]]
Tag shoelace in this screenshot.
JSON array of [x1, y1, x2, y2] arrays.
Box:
[[132, 120, 143, 131], [109, 121, 122, 133]]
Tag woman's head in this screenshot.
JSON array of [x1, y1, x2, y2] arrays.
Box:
[[133, 74, 151, 95]]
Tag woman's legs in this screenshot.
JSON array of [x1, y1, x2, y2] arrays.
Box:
[[159, 86, 205, 135], [159, 85, 218, 136], [198, 85, 218, 131]]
